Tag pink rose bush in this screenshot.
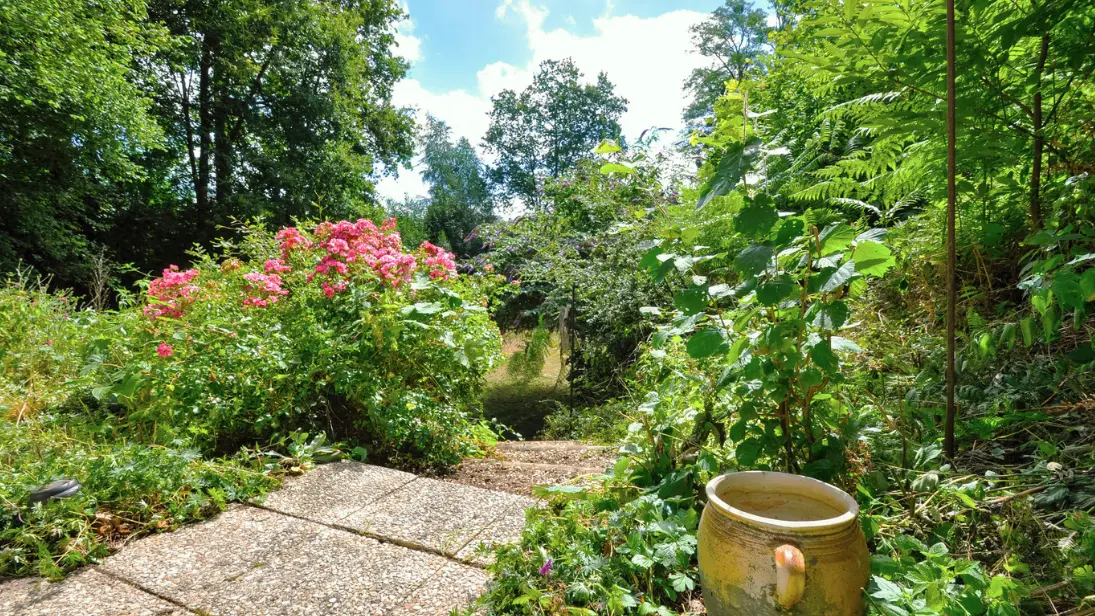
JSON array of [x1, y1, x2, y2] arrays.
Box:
[[124, 218, 500, 468]]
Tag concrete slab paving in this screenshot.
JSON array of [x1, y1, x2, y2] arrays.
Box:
[[340, 477, 534, 557], [259, 461, 416, 526], [101, 504, 313, 605], [2, 569, 187, 616], [455, 501, 531, 565], [4, 460, 543, 616]]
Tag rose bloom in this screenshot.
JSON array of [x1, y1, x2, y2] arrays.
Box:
[[157, 342, 174, 358]]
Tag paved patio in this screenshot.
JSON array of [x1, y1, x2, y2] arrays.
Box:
[[1, 461, 536, 615]]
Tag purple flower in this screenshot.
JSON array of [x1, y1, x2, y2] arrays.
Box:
[[539, 558, 553, 576]]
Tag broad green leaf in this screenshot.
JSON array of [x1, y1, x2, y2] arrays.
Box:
[[675, 287, 708, 315], [735, 439, 762, 466], [696, 138, 762, 209], [818, 223, 857, 256], [1052, 271, 1085, 309], [735, 195, 779, 238], [1020, 317, 1034, 347], [831, 336, 863, 353], [1081, 268, 1095, 301], [1068, 343, 1094, 364], [811, 301, 850, 330], [639, 306, 661, 315], [734, 244, 774, 277], [756, 276, 795, 305], [818, 261, 858, 293], [599, 162, 636, 175], [810, 341, 838, 371], [851, 241, 895, 277], [686, 328, 729, 358], [595, 139, 622, 155], [775, 218, 805, 246]]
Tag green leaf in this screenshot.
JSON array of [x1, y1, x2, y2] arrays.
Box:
[[818, 261, 858, 293], [595, 139, 622, 154], [810, 341, 838, 372], [675, 287, 708, 315], [599, 162, 636, 175], [1081, 268, 1095, 302], [1068, 343, 1094, 364], [851, 241, 895, 277], [775, 218, 805, 246], [811, 301, 849, 330], [818, 223, 857, 256], [734, 244, 774, 277], [696, 137, 761, 209], [831, 336, 863, 353], [735, 195, 779, 238], [756, 277, 795, 305], [735, 439, 762, 466], [686, 328, 729, 358], [1020, 317, 1034, 347], [1053, 271, 1085, 309]]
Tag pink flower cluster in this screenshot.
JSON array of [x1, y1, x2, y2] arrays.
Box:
[[276, 227, 312, 257], [308, 218, 418, 294], [144, 265, 200, 319], [421, 241, 457, 280], [243, 272, 289, 308]]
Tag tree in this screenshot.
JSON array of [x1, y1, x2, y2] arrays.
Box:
[[683, 0, 771, 123], [0, 0, 168, 289], [483, 59, 627, 209], [145, 0, 414, 243], [418, 116, 494, 257]]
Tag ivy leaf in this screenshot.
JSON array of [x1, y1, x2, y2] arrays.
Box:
[[811, 301, 850, 330], [686, 328, 729, 358], [818, 261, 858, 293], [756, 277, 795, 305], [696, 137, 762, 209], [734, 244, 774, 277], [852, 241, 895, 277], [818, 223, 858, 256], [735, 195, 779, 238]]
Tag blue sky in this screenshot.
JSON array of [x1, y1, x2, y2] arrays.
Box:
[[379, 0, 747, 200]]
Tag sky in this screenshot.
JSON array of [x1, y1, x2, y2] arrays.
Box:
[[377, 0, 731, 201]]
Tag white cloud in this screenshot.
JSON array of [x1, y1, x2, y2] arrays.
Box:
[[377, 1, 710, 202], [394, 3, 422, 64]]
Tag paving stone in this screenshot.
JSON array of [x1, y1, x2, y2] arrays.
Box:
[[4, 569, 187, 616], [0, 576, 47, 612], [392, 559, 489, 615], [194, 524, 451, 616], [341, 478, 533, 556], [259, 462, 416, 526], [101, 504, 313, 606], [454, 501, 531, 566]]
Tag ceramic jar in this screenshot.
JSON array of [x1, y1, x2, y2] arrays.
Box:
[[697, 471, 870, 615]]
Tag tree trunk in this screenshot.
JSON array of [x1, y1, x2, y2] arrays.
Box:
[[197, 38, 214, 238], [1030, 33, 1050, 230]]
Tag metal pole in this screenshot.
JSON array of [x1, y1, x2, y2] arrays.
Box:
[[944, 0, 958, 459]]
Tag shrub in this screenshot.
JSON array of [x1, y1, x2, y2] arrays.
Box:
[[71, 219, 505, 467]]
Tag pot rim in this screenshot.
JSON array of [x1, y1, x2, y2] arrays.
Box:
[[705, 471, 859, 533]]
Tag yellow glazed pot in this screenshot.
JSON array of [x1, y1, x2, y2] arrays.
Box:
[[697, 471, 869, 615]]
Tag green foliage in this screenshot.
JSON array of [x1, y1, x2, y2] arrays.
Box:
[[0, 416, 279, 578], [483, 59, 628, 208], [418, 116, 495, 257]]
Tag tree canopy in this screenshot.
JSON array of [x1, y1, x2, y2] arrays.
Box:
[[483, 58, 628, 209]]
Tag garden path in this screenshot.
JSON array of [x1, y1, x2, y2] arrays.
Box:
[[1, 461, 539, 615]]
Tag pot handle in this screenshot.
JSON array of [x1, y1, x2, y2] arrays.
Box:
[[774, 544, 806, 609]]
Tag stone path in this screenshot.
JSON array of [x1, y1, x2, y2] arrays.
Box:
[[1, 461, 538, 616]]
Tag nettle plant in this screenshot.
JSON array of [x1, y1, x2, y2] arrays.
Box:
[[641, 193, 895, 476]]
